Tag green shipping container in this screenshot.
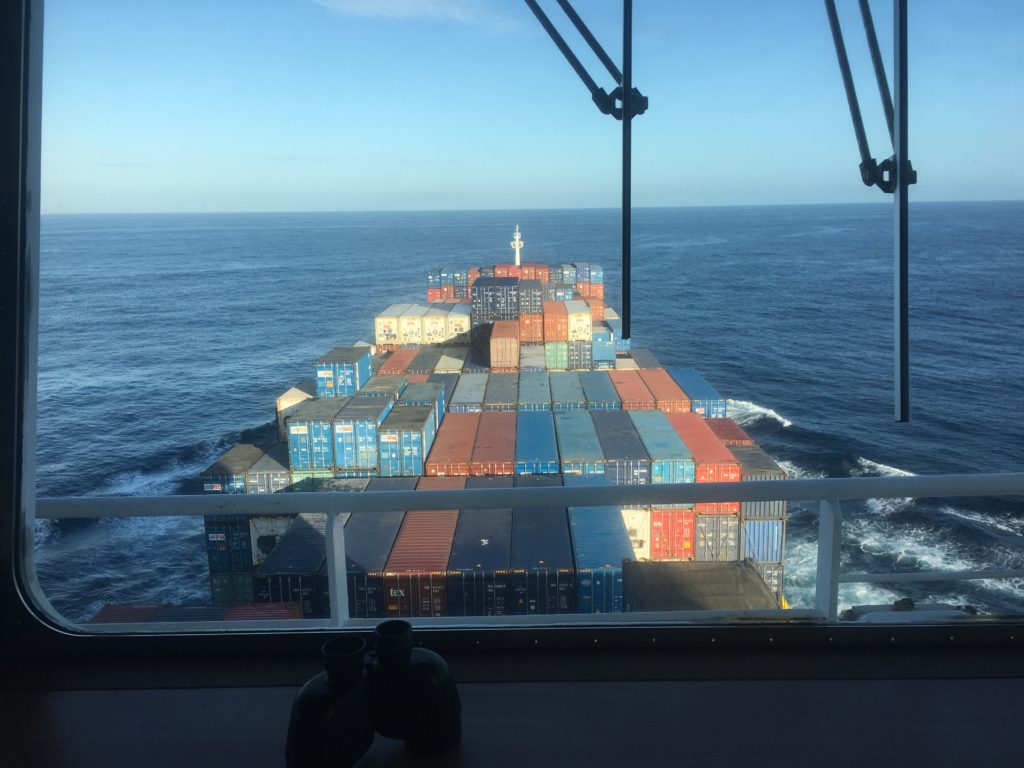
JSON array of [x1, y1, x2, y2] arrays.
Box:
[[211, 572, 257, 605], [545, 341, 568, 370]]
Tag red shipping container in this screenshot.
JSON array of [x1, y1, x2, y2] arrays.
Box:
[[378, 347, 420, 375], [542, 301, 569, 342], [575, 281, 590, 298], [490, 320, 520, 369], [521, 264, 537, 280], [383, 510, 460, 617], [705, 418, 755, 446], [469, 411, 516, 475], [666, 412, 742, 514], [425, 413, 480, 476], [405, 373, 430, 384], [519, 312, 544, 343], [441, 285, 457, 301], [494, 263, 523, 279], [588, 283, 604, 300], [650, 509, 696, 560], [224, 603, 303, 621], [416, 476, 467, 491], [585, 296, 605, 322], [637, 368, 691, 413], [468, 268, 480, 290], [427, 288, 443, 303], [607, 370, 656, 410], [534, 264, 551, 283]]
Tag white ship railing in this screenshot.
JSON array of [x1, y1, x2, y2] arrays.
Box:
[[33, 473, 1024, 629]]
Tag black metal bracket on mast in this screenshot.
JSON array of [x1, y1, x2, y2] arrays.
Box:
[[524, 0, 646, 340], [825, 0, 915, 421]]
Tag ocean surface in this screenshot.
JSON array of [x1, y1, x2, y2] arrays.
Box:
[[33, 202, 1024, 622]]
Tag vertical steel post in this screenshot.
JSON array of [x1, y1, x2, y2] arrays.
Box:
[[894, 0, 910, 421], [815, 499, 843, 623], [325, 508, 349, 626], [621, 0, 632, 341]]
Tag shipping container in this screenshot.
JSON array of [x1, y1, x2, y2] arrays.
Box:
[[627, 410, 696, 484], [544, 284, 575, 302], [405, 373, 430, 384], [426, 372, 459, 409], [584, 296, 604, 322], [552, 410, 605, 476], [510, 506, 575, 614], [360, 374, 408, 403], [248, 514, 294, 570], [202, 443, 264, 494], [483, 372, 518, 412], [519, 344, 547, 371], [705, 417, 755, 446], [424, 412, 479, 477], [517, 371, 551, 411], [382, 510, 460, 617], [589, 264, 604, 283], [343, 510, 406, 618], [374, 303, 412, 347], [615, 357, 639, 370], [752, 560, 784, 598], [426, 287, 443, 304], [253, 513, 328, 618], [205, 515, 254, 573], [518, 312, 544, 343], [378, 347, 419, 376], [607, 370, 656, 410], [447, 508, 515, 616], [446, 305, 473, 344], [667, 412, 742, 514], [548, 371, 587, 411], [416, 475, 467, 491], [315, 346, 373, 398], [370, 352, 388, 373], [514, 474, 563, 488], [397, 305, 428, 345], [573, 261, 590, 281], [542, 301, 569, 342], [742, 519, 785, 562], [729, 444, 788, 519], [89, 605, 163, 624], [224, 603, 304, 621], [397, 381, 446, 429], [287, 399, 348, 471], [489, 320, 520, 369], [152, 606, 230, 623], [514, 411, 560, 475], [365, 476, 419, 493], [334, 396, 392, 471], [449, 371, 488, 413], [695, 514, 740, 561], [650, 508, 696, 561], [568, 506, 634, 613], [422, 307, 450, 344], [276, 378, 317, 442], [518, 278, 544, 314], [470, 277, 520, 325], [627, 348, 661, 370], [591, 411, 651, 485], [667, 367, 728, 418], [377, 405, 436, 477], [435, 346, 467, 374], [577, 370, 622, 411], [210, 572, 257, 605], [591, 326, 616, 367], [469, 411, 516, 475], [637, 368, 691, 413], [557, 263, 577, 284], [247, 443, 291, 494], [620, 507, 651, 561], [407, 346, 443, 375], [544, 341, 569, 370], [564, 300, 593, 342], [622, 560, 778, 612], [567, 340, 593, 370], [494, 263, 522, 279], [280, 477, 370, 493]]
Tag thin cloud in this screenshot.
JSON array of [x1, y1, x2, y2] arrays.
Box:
[[314, 0, 493, 25]]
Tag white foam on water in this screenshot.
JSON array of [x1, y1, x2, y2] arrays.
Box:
[[940, 505, 1024, 537], [852, 457, 915, 478], [776, 459, 826, 480], [726, 399, 792, 428], [33, 518, 60, 549]]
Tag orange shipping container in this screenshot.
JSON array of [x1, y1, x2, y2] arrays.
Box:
[[534, 264, 551, 283], [519, 312, 544, 343], [607, 370, 656, 410], [665, 412, 742, 514], [469, 411, 516, 475], [383, 510, 460, 617], [494, 263, 522, 279], [406, 373, 430, 384], [490, 320, 520, 369], [521, 264, 537, 280], [637, 369, 691, 413], [588, 283, 605, 300], [416, 476, 468, 491], [650, 509, 696, 560], [575, 281, 590, 298], [585, 296, 605, 322], [378, 347, 420, 375], [425, 413, 480, 476], [542, 301, 569, 342], [427, 288, 443, 303]]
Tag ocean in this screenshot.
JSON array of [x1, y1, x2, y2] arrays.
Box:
[[33, 202, 1024, 622]]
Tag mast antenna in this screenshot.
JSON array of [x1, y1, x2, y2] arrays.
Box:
[[510, 225, 524, 266]]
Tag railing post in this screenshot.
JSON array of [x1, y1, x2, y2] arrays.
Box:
[[815, 498, 843, 622], [324, 509, 349, 627]]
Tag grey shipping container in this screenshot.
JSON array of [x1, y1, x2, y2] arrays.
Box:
[[729, 444, 788, 519], [510, 506, 575, 614], [450, 372, 488, 413], [549, 371, 587, 411], [483, 372, 519, 411], [553, 411, 605, 476], [591, 410, 651, 485], [695, 514, 740, 562], [202, 443, 265, 493], [518, 371, 552, 411], [578, 371, 621, 410], [252, 513, 328, 618], [246, 443, 291, 494], [622, 560, 778, 612]]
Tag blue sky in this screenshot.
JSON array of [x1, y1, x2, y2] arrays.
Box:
[[41, 0, 1024, 213]]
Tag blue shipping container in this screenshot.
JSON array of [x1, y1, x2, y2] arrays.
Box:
[[517, 371, 551, 411], [447, 508, 514, 616], [515, 411, 560, 475], [549, 371, 587, 411], [360, 375, 408, 403], [315, 347, 373, 398], [344, 510, 406, 618], [287, 399, 348, 470], [334, 396, 392, 471], [398, 381, 446, 429], [568, 506, 634, 613], [667, 367, 728, 418], [377, 405, 436, 477], [510, 507, 576, 614], [578, 371, 622, 410], [204, 515, 254, 573], [742, 519, 785, 562], [552, 411, 605, 476], [627, 410, 695, 484]]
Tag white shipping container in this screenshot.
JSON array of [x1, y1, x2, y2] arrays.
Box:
[[621, 507, 651, 561], [422, 308, 450, 344], [399, 304, 428, 345], [446, 305, 472, 342], [519, 344, 547, 370], [275, 378, 316, 442], [374, 303, 412, 346], [249, 515, 295, 567], [564, 300, 593, 342], [436, 347, 467, 373], [615, 358, 640, 370]]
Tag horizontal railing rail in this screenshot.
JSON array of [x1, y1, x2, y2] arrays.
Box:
[[30, 473, 1024, 627]]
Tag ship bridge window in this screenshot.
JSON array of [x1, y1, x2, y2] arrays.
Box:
[[4, 0, 1024, 655]]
